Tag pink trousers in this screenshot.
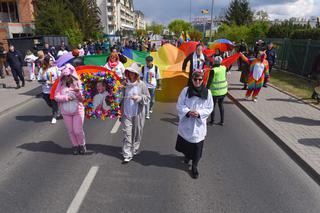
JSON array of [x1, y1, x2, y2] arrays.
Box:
[[63, 113, 86, 146]]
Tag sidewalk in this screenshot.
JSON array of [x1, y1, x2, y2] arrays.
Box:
[[227, 70, 320, 182], [0, 74, 41, 115]]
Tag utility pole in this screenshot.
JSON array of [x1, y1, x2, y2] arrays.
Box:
[[209, 0, 214, 42], [189, 0, 192, 23]]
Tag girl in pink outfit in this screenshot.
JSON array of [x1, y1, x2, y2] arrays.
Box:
[[54, 64, 86, 155]]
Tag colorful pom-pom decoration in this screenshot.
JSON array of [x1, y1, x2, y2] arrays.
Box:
[[80, 70, 122, 120]]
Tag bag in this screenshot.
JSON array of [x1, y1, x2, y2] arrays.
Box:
[[142, 65, 158, 77]]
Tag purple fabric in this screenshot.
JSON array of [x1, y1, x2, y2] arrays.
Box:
[[55, 52, 74, 68]]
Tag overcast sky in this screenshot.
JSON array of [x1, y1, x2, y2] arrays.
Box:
[[133, 0, 319, 24]]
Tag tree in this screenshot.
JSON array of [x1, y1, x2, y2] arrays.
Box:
[[255, 10, 269, 21], [146, 22, 164, 35], [33, 0, 84, 47], [168, 19, 192, 36], [65, 0, 103, 40], [189, 29, 203, 41], [135, 29, 147, 38], [225, 0, 253, 26]]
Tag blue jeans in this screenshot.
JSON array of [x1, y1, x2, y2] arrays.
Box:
[[146, 88, 156, 117]]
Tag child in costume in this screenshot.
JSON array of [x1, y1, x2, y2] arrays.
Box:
[[24, 50, 37, 81], [240, 52, 269, 102], [93, 81, 111, 112], [54, 64, 86, 155], [121, 63, 150, 163]]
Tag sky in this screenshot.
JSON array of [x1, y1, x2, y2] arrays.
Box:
[[133, 0, 320, 24]]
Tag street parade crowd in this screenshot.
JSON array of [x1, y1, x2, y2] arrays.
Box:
[[0, 38, 279, 179]]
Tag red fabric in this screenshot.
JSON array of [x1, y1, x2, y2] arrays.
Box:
[[179, 42, 200, 56], [222, 53, 241, 68]]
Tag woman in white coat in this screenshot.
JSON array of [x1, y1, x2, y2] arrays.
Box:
[[175, 71, 214, 179]]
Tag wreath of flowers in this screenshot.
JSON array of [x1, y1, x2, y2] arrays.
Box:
[[80, 71, 122, 120]]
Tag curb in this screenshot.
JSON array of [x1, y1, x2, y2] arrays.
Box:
[[227, 92, 320, 185], [0, 91, 42, 117]]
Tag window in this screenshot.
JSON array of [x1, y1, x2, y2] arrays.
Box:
[[0, 1, 19, 22]]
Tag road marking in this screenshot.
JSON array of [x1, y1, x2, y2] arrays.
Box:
[[111, 119, 121, 134], [66, 166, 99, 213]]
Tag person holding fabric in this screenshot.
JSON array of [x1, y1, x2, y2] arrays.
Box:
[[182, 44, 210, 86], [206, 56, 228, 126], [140, 56, 161, 119], [104, 52, 125, 80], [239, 51, 253, 90], [106, 46, 127, 64], [175, 71, 213, 179], [55, 64, 86, 155], [240, 52, 269, 102], [121, 63, 150, 163], [37, 56, 60, 124]]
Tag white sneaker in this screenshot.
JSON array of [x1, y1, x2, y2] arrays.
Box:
[[150, 110, 153, 113], [51, 117, 57, 124], [123, 157, 132, 163], [252, 98, 257, 102], [146, 116, 150, 120]]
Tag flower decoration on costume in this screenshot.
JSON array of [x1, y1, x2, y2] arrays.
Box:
[[80, 70, 121, 120]]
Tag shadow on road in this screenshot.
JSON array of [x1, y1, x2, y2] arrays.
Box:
[[274, 116, 320, 126], [17, 141, 188, 172], [16, 115, 63, 123], [298, 138, 320, 148], [160, 113, 179, 126], [267, 98, 304, 104]]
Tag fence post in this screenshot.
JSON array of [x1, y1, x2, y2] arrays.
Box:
[[282, 38, 289, 70], [302, 39, 311, 76]]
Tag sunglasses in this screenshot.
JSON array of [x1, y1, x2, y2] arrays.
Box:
[[193, 78, 203, 82]]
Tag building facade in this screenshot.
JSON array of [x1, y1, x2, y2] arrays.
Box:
[[134, 10, 145, 30], [0, 0, 35, 48], [97, 0, 140, 36]]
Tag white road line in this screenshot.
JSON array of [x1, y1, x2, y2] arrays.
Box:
[[66, 166, 99, 213], [110, 119, 121, 134]]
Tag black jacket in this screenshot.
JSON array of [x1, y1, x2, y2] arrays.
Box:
[[266, 48, 276, 66], [7, 50, 23, 70], [182, 52, 210, 85]]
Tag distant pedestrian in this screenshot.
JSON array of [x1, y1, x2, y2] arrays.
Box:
[[54, 64, 86, 155], [241, 52, 270, 102], [121, 63, 150, 163], [237, 39, 248, 70], [0, 44, 6, 79], [57, 46, 68, 58], [104, 52, 125, 80], [264, 42, 276, 87], [182, 44, 210, 86], [37, 56, 60, 124], [207, 56, 228, 126], [6, 45, 25, 89], [239, 51, 254, 90], [140, 56, 161, 119], [24, 50, 37, 81], [176, 71, 213, 179]]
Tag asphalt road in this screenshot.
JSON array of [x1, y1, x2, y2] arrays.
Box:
[[0, 97, 319, 213]]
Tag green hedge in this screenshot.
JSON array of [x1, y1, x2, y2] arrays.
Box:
[[290, 28, 320, 40]]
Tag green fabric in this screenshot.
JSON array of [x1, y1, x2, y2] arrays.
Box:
[[210, 66, 228, 96], [132, 50, 149, 65], [83, 54, 109, 66]]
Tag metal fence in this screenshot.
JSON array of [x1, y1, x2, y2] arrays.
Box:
[[265, 38, 320, 76]]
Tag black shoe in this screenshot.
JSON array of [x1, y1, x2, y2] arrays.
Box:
[[184, 157, 190, 164], [218, 122, 224, 126], [72, 146, 79, 155], [208, 120, 214, 126], [15, 84, 21, 89], [241, 87, 247, 90], [79, 145, 86, 155], [263, 84, 267, 88], [21, 81, 25, 87], [191, 167, 199, 179]]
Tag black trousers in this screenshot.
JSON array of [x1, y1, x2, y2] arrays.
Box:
[[42, 93, 59, 118], [210, 95, 225, 123], [11, 67, 24, 85]]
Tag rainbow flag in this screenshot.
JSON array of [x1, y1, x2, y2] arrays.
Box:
[[179, 31, 185, 43], [122, 48, 150, 65], [186, 32, 191, 42]]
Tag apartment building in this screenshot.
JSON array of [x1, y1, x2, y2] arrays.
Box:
[[97, 0, 145, 36], [0, 0, 35, 47], [134, 10, 145, 30]]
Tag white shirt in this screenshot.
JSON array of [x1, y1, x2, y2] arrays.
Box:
[[253, 62, 265, 81], [57, 50, 68, 58], [124, 83, 139, 118], [140, 65, 161, 89], [37, 66, 60, 94], [176, 87, 214, 143], [104, 62, 125, 79], [93, 91, 111, 111]]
